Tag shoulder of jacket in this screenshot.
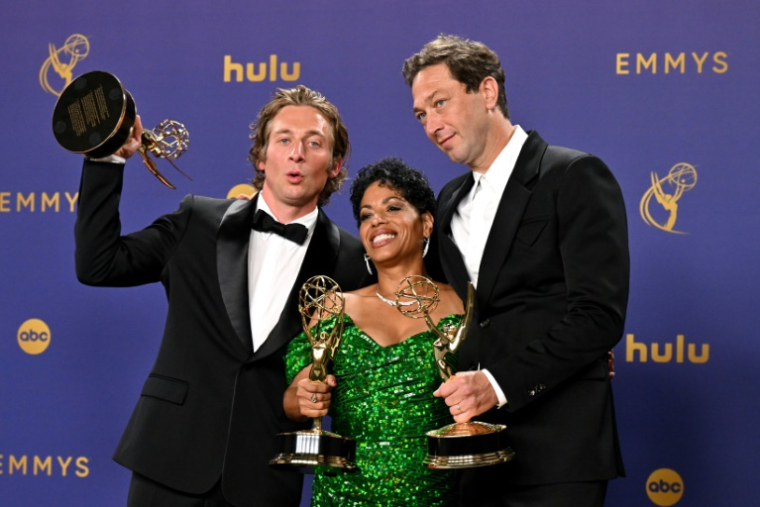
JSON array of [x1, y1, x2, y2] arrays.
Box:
[[439, 172, 471, 197]]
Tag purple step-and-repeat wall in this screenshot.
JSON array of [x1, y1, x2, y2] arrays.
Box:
[[2, 1, 758, 505]]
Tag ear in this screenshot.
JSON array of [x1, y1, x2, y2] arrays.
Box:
[[327, 157, 343, 179], [421, 211, 434, 238], [257, 159, 266, 172], [480, 76, 499, 111]]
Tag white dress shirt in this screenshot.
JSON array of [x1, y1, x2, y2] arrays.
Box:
[[248, 198, 318, 352], [450, 125, 528, 407], [451, 126, 528, 287]]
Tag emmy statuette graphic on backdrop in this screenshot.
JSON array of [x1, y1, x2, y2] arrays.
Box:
[[639, 162, 698, 234], [51, 70, 191, 189], [269, 275, 358, 474], [393, 275, 515, 469], [39, 34, 90, 96]]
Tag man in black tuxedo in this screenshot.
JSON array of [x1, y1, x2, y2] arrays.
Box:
[[74, 85, 368, 506], [403, 36, 629, 506]]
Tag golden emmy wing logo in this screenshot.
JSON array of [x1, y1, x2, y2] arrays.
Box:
[[639, 163, 698, 234], [39, 34, 90, 96]]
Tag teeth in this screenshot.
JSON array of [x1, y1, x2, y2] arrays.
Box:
[[372, 234, 395, 245]]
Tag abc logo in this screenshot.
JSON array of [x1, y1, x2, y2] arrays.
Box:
[[17, 319, 51, 355], [646, 468, 684, 506]]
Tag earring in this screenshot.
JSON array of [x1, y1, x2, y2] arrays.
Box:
[[363, 253, 373, 275], [422, 237, 430, 258]]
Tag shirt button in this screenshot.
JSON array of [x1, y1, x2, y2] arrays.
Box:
[[479, 319, 490, 328]]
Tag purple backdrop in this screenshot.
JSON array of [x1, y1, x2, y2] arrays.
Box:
[[2, 1, 758, 505]]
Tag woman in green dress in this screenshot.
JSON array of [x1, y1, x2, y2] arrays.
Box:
[[284, 158, 464, 506]]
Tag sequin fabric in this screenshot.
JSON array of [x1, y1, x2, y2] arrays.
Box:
[[285, 314, 462, 507]]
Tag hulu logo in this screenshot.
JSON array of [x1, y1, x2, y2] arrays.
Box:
[[626, 334, 709, 363], [224, 55, 300, 82]]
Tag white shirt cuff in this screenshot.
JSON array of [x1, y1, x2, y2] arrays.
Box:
[[88, 154, 126, 164], [481, 368, 508, 408]]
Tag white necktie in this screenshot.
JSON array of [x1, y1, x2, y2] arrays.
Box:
[[464, 178, 492, 287]]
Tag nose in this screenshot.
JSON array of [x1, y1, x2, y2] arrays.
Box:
[[369, 213, 387, 227], [289, 142, 305, 162], [424, 116, 443, 139]]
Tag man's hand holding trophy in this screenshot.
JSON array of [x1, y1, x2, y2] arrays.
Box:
[[393, 275, 515, 469], [51, 70, 190, 189]]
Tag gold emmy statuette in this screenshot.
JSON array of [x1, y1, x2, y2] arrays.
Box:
[[269, 275, 358, 475], [52, 70, 191, 189], [394, 275, 515, 469]]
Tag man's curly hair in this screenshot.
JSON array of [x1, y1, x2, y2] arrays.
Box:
[[402, 34, 509, 119], [349, 157, 435, 227], [248, 85, 349, 207]]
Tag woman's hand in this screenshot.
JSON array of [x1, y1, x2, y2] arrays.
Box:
[[296, 375, 336, 419], [284, 366, 337, 422]]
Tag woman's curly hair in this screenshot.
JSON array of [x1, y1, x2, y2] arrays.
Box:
[[349, 157, 435, 227]]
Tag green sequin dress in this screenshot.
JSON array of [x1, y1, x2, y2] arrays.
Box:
[[285, 314, 461, 507]]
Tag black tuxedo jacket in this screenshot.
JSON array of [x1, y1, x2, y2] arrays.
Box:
[[436, 131, 629, 488], [74, 161, 367, 506]]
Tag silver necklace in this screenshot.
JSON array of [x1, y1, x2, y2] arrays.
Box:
[[376, 291, 416, 307]]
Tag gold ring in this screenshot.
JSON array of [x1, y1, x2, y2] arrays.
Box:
[[311, 394, 318, 403]]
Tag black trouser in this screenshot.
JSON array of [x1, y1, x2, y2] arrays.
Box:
[[460, 479, 608, 507], [127, 472, 233, 507]]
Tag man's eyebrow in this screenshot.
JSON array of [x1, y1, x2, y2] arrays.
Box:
[[271, 128, 326, 138], [413, 90, 439, 112]]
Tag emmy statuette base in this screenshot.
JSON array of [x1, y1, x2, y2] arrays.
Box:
[[52, 71, 136, 158], [269, 429, 358, 475], [425, 421, 515, 470]]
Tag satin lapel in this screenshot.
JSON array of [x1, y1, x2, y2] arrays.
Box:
[[217, 194, 258, 355], [437, 173, 475, 301], [252, 209, 341, 361], [476, 132, 547, 309]]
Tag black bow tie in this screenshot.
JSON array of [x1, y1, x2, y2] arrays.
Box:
[[251, 209, 309, 245]]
